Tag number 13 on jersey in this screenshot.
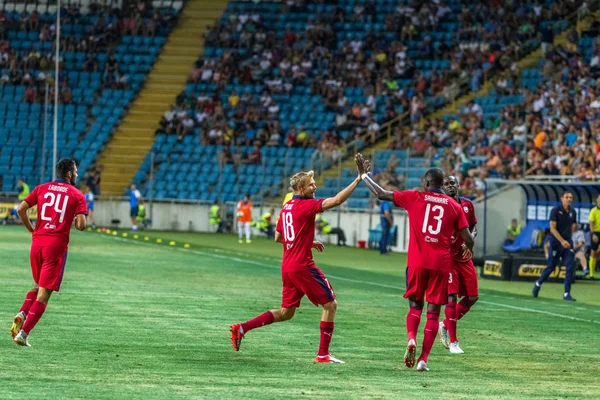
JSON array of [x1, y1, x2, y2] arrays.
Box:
[[422, 203, 444, 235]]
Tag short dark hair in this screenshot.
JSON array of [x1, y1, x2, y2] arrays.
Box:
[[424, 168, 444, 187], [561, 191, 573, 198], [56, 158, 76, 180]]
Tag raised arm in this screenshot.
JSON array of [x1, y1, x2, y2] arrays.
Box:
[[321, 175, 361, 211], [355, 153, 394, 202]]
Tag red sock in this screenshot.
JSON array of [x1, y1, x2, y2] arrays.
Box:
[[418, 310, 440, 363], [22, 301, 47, 335], [444, 301, 458, 343], [406, 307, 422, 342], [19, 290, 38, 316], [456, 298, 475, 320], [318, 321, 335, 356], [241, 311, 274, 334]]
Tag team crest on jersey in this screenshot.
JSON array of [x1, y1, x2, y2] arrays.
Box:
[[463, 206, 469, 213]]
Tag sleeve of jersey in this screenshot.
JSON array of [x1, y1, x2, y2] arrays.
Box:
[[455, 203, 469, 232], [549, 207, 558, 222], [308, 199, 325, 215], [75, 192, 89, 215], [392, 190, 411, 209], [468, 201, 478, 225], [276, 213, 283, 233], [23, 186, 39, 207]]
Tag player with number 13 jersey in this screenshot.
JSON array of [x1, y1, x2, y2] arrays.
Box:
[[356, 153, 473, 372], [231, 163, 364, 364], [11, 158, 88, 347]]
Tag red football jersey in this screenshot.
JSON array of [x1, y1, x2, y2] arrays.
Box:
[[451, 197, 477, 262], [24, 180, 88, 251], [393, 189, 469, 272], [276, 196, 324, 272]]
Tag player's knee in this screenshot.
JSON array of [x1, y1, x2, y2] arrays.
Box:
[[448, 294, 458, 302], [36, 288, 53, 304], [323, 300, 337, 313]]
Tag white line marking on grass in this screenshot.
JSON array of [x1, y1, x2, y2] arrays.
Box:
[[100, 235, 600, 325], [476, 301, 600, 325]]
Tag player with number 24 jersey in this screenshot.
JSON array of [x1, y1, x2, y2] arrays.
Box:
[[11, 159, 87, 347], [26, 180, 88, 254]]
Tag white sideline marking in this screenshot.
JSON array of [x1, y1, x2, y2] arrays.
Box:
[[101, 235, 600, 325]]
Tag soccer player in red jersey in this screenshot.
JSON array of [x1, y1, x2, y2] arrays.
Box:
[[356, 154, 473, 372], [230, 162, 363, 363], [438, 176, 479, 354], [11, 158, 88, 346]]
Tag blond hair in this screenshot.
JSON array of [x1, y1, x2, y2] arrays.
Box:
[[290, 170, 315, 191]]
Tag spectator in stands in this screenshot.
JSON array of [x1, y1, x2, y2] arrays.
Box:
[[541, 24, 554, 55], [246, 145, 261, 165], [505, 219, 522, 245]]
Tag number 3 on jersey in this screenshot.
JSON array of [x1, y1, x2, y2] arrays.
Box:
[[422, 203, 444, 235], [281, 212, 295, 241], [41, 192, 69, 223]]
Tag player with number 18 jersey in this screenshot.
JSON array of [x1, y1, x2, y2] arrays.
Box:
[[277, 197, 335, 307], [230, 169, 362, 364]]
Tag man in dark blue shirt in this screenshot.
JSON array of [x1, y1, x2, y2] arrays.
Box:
[[533, 191, 577, 301], [379, 200, 393, 255]]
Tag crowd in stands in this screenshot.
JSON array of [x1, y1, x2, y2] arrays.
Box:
[[385, 34, 600, 198], [154, 0, 580, 177], [0, 1, 176, 103]]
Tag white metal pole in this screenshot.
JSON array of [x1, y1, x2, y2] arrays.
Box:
[[41, 83, 50, 183], [52, 0, 61, 180]]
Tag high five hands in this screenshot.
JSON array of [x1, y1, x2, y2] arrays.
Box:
[[355, 153, 371, 178]]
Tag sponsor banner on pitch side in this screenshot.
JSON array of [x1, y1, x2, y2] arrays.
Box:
[[0, 203, 37, 219], [517, 264, 567, 279]]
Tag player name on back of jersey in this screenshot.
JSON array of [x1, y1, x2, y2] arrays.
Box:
[[424, 194, 448, 204], [48, 184, 69, 193]]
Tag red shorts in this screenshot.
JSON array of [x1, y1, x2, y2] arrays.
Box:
[[448, 259, 479, 297], [404, 267, 449, 305], [281, 267, 336, 308], [30, 246, 68, 292]]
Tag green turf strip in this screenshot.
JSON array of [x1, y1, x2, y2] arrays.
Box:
[[1, 226, 599, 399]]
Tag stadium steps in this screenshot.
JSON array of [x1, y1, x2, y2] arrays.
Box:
[[98, 0, 228, 195], [287, 12, 584, 201]]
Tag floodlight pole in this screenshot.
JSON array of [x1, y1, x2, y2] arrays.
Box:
[[41, 82, 49, 183], [52, 0, 61, 180]]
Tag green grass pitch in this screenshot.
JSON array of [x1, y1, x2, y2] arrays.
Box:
[[1, 226, 599, 399]]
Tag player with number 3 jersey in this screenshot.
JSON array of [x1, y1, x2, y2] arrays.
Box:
[[230, 160, 364, 363], [11, 158, 88, 347], [356, 153, 473, 372], [438, 175, 479, 355]]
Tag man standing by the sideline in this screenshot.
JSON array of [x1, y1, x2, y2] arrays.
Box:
[[533, 191, 577, 301]]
